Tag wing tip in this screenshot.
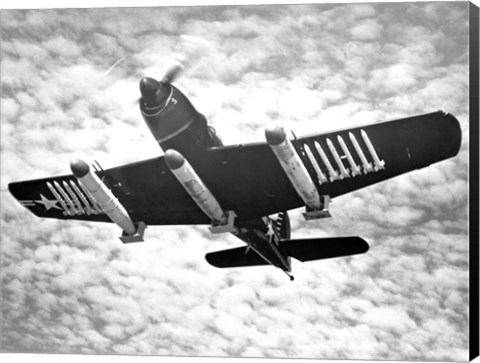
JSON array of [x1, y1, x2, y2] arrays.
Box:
[[353, 236, 370, 253], [205, 252, 222, 268], [445, 112, 462, 158]]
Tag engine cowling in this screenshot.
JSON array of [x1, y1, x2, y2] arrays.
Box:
[[139, 77, 221, 160]]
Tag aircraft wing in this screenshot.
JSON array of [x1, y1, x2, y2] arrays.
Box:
[[8, 111, 461, 226], [205, 111, 461, 219], [8, 157, 212, 225]]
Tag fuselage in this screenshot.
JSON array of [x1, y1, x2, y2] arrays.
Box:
[[139, 78, 292, 276]]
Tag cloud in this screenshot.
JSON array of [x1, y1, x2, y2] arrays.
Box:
[[351, 19, 384, 41], [0, 1, 471, 361]]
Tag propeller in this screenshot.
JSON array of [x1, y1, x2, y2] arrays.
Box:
[[161, 35, 211, 84], [138, 35, 211, 107]]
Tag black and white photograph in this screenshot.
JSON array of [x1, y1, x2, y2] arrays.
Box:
[[1, 0, 477, 361]]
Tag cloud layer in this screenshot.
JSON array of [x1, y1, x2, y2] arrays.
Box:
[[1, 2, 471, 360]]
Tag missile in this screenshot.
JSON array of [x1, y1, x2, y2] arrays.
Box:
[[314, 141, 340, 182], [62, 180, 84, 215], [349, 132, 373, 174], [165, 149, 226, 225], [337, 135, 361, 177], [361, 129, 385, 171], [47, 181, 72, 216], [54, 180, 79, 215], [68, 180, 97, 215], [265, 125, 321, 210], [70, 159, 137, 236], [326, 138, 349, 179], [304, 144, 328, 184]]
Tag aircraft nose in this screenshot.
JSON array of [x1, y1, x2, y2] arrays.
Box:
[[139, 77, 161, 105], [140, 77, 171, 108]]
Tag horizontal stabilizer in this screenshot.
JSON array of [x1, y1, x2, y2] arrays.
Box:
[[206, 246, 270, 268], [280, 236, 369, 262], [205, 236, 369, 268]]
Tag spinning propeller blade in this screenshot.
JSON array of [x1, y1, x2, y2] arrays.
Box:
[[161, 35, 210, 84]]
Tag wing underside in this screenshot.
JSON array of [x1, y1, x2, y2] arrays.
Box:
[[8, 111, 461, 225], [205, 111, 461, 218]]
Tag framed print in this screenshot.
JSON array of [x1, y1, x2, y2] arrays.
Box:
[[1, 1, 479, 361]]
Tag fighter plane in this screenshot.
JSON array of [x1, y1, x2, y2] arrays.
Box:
[[8, 61, 462, 280]]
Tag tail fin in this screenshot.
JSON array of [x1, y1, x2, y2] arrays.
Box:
[[205, 236, 369, 268]]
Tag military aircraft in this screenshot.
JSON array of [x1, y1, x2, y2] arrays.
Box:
[[8, 58, 462, 280]]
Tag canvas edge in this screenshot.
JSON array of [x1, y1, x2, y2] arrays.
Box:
[[469, 1, 480, 361]]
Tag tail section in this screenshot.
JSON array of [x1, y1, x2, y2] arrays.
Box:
[[206, 245, 270, 268], [205, 236, 369, 268], [279, 236, 368, 262]]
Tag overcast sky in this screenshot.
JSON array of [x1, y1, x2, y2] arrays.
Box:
[[0, 1, 471, 360]]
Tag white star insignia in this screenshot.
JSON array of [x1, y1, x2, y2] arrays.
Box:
[[35, 194, 62, 211]]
